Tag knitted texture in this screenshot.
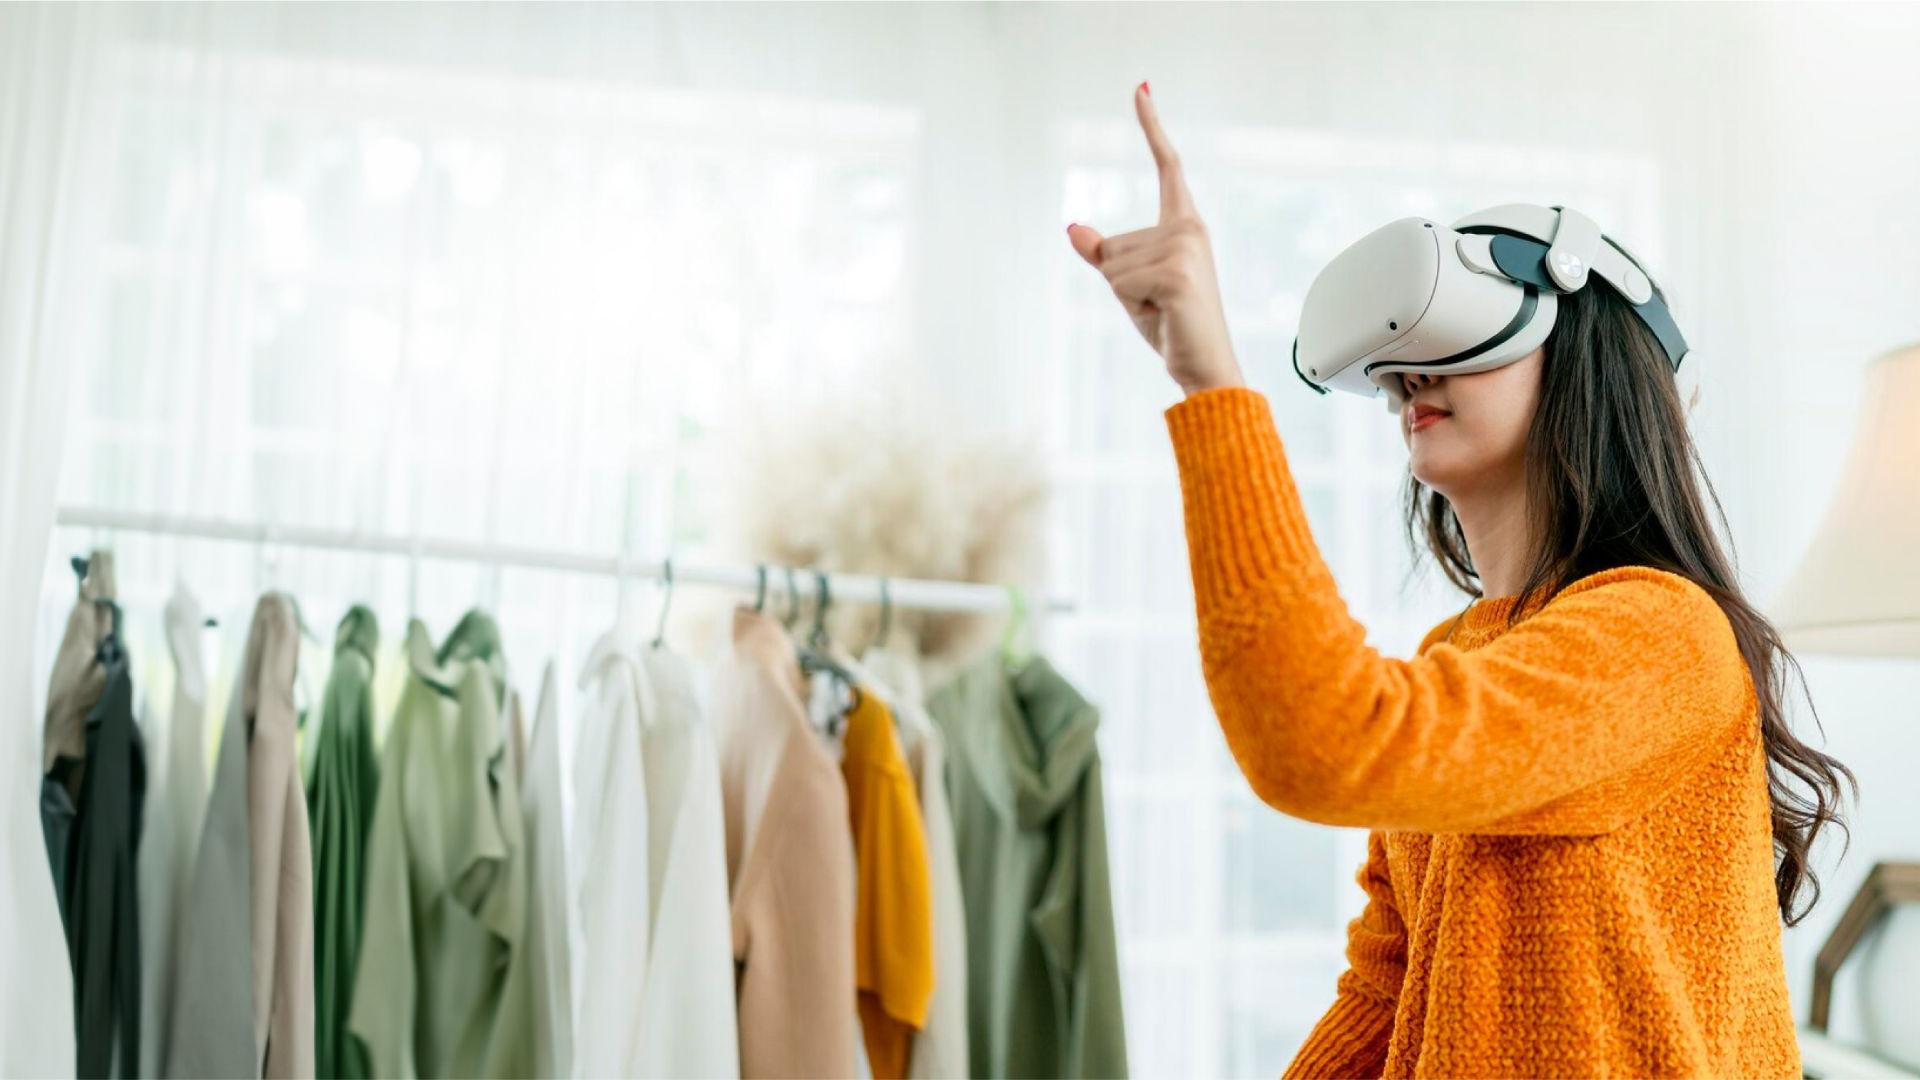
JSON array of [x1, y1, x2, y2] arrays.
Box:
[[1165, 387, 1800, 1079]]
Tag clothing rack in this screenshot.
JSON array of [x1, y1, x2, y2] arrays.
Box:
[[54, 506, 1073, 616]]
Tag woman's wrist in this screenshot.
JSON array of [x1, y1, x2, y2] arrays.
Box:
[[1177, 363, 1248, 397]]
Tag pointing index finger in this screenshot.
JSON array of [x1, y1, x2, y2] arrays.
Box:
[[1136, 82, 1194, 223]]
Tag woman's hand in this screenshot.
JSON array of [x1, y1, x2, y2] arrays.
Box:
[[1067, 83, 1246, 396]]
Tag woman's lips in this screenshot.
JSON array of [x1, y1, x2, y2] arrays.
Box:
[[1410, 409, 1450, 432]]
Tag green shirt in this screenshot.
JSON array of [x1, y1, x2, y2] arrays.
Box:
[[309, 606, 380, 1079], [347, 612, 532, 1079]]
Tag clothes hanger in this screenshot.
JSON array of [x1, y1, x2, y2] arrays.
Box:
[[407, 528, 424, 626], [244, 531, 320, 725], [285, 592, 323, 725], [479, 552, 504, 619], [872, 577, 892, 653], [796, 570, 858, 738], [71, 555, 124, 665], [256, 525, 321, 646], [651, 556, 674, 651], [807, 571, 831, 654], [397, 529, 461, 701], [802, 571, 854, 668], [173, 571, 218, 630], [615, 546, 634, 638], [1002, 583, 1034, 668], [775, 565, 844, 735], [260, 529, 323, 725]]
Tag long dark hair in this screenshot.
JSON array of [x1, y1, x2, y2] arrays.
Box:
[[1403, 278, 1857, 927]]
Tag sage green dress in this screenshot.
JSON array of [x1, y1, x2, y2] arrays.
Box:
[[347, 612, 532, 1079]]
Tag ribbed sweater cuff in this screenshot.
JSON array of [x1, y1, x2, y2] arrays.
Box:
[[1164, 387, 1324, 620], [1281, 989, 1396, 1080]]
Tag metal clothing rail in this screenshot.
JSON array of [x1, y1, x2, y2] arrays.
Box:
[[54, 506, 1071, 617]]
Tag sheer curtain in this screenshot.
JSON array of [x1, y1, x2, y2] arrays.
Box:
[[24, 3, 1831, 1075], [0, 4, 119, 1073]]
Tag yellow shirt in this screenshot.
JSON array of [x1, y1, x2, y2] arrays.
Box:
[[841, 686, 935, 1080]]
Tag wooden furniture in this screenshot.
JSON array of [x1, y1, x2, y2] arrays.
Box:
[[1809, 860, 1920, 1033], [1799, 1027, 1919, 1079]]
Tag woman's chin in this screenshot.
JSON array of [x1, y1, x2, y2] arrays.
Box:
[[1408, 448, 1467, 494]]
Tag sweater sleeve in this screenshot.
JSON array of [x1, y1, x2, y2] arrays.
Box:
[[1164, 387, 1751, 836], [1282, 830, 1403, 1079]]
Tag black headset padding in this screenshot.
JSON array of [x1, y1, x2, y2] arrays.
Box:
[[1478, 232, 1690, 373]]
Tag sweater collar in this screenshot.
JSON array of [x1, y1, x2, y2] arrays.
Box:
[[1449, 567, 1671, 647], [1446, 586, 1555, 649]]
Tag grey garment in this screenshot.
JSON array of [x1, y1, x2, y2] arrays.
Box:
[[926, 651, 1128, 1080], [519, 664, 573, 1080], [138, 586, 210, 1078], [166, 593, 315, 1080]]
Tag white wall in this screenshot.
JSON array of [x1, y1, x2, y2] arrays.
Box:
[[1738, 5, 1920, 1066]]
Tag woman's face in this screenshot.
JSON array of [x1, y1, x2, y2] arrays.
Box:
[[1396, 344, 1544, 498]]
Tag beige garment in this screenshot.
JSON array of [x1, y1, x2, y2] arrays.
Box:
[[164, 592, 315, 1079], [712, 608, 859, 1079], [241, 594, 316, 1079], [41, 551, 116, 785]]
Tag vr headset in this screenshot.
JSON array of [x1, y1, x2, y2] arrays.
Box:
[[1291, 203, 1690, 411]]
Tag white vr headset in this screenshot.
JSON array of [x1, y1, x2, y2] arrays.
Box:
[[1291, 203, 1690, 411]]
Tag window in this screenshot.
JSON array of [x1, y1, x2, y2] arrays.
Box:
[[58, 42, 921, 693]]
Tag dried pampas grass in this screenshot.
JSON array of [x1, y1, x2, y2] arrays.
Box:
[[680, 377, 1050, 688]]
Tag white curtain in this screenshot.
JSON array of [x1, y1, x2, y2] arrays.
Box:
[[0, 4, 117, 1075], [20, 2, 1920, 1074]]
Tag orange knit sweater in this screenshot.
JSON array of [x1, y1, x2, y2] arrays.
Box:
[[1164, 387, 1800, 1079]]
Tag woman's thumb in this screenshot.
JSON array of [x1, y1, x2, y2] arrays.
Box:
[[1066, 222, 1105, 267]]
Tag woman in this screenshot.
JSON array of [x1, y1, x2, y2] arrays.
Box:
[[1067, 83, 1857, 1078]]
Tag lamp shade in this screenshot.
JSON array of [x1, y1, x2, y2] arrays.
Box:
[[1769, 343, 1920, 657]]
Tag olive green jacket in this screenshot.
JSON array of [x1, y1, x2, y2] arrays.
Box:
[[926, 652, 1128, 1079]]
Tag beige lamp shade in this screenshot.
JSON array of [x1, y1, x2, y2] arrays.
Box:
[[1770, 343, 1920, 657]]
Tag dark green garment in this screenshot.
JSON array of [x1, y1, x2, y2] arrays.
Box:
[[309, 607, 381, 1080], [348, 612, 533, 1080], [41, 555, 145, 1080], [926, 652, 1128, 1080]]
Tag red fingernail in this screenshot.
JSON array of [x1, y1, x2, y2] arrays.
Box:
[[1141, 80, 1150, 96], [1067, 222, 1078, 232]]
